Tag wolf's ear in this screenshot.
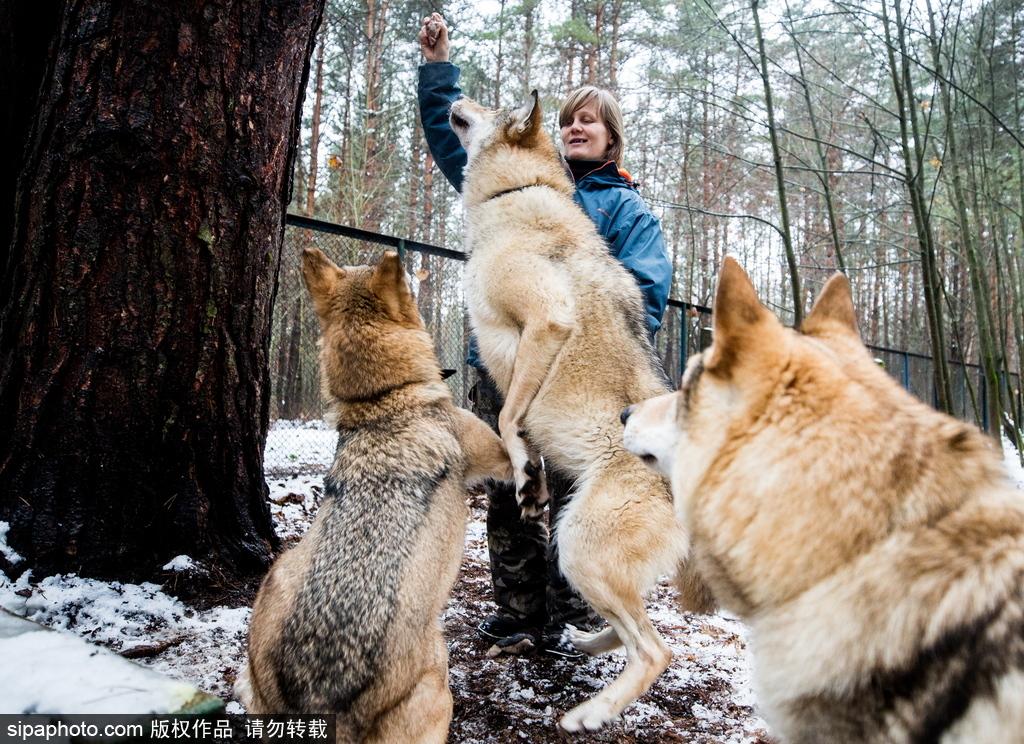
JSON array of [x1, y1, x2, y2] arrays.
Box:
[[369, 251, 416, 322], [301, 247, 345, 317], [705, 256, 775, 375], [510, 89, 542, 140], [802, 273, 859, 339]]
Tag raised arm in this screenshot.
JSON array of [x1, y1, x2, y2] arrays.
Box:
[[417, 14, 467, 192]]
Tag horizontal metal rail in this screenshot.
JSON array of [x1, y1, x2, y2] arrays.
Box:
[[283, 214, 1018, 384], [285, 213, 468, 262]]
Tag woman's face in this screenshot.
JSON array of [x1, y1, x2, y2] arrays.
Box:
[[560, 98, 612, 161]]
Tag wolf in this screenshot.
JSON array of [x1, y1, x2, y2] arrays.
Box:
[[236, 249, 511, 743], [448, 91, 715, 732], [622, 257, 1024, 743]]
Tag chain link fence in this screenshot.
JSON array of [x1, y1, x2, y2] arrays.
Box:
[[266, 216, 471, 476], [266, 215, 1022, 476]]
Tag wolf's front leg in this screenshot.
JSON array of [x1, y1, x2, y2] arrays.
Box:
[[497, 316, 572, 518], [497, 421, 548, 519]]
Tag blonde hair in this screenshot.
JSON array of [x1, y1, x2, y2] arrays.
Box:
[[558, 86, 626, 166]]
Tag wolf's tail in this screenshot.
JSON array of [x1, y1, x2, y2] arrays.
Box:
[[233, 661, 254, 710]]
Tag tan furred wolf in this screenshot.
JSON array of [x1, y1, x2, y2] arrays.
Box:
[[623, 257, 1024, 743], [449, 91, 714, 732], [236, 249, 511, 743]]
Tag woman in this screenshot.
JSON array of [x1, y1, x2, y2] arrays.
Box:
[[417, 13, 672, 658]]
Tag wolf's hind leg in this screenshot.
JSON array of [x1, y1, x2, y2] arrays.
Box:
[[557, 469, 682, 731], [570, 625, 622, 656], [365, 648, 452, 744], [559, 598, 671, 732]]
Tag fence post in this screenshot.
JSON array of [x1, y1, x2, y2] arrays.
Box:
[[1011, 374, 1019, 433], [397, 238, 406, 263], [902, 351, 910, 391], [980, 370, 988, 433], [960, 362, 967, 420], [680, 309, 689, 382]]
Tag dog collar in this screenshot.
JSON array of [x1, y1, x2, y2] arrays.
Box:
[[484, 183, 545, 202]]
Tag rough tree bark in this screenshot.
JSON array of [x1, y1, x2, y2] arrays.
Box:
[[0, 1, 62, 275], [0, 0, 325, 581]]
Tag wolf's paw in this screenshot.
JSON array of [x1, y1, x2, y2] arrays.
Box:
[[559, 698, 619, 732], [516, 459, 548, 520], [569, 625, 622, 656]]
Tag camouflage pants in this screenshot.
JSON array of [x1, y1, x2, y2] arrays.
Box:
[[470, 372, 599, 630]]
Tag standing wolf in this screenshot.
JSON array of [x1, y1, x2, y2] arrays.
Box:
[[623, 258, 1024, 743], [448, 92, 714, 732], [237, 249, 511, 742]]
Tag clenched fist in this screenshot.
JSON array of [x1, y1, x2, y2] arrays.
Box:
[[418, 12, 450, 62]]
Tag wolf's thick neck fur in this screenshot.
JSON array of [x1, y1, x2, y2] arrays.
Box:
[[462, 140, 573, 209], [329, 379, 452, 430]]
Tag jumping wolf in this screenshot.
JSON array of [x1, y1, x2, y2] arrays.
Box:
[[237, 249, 511, 742], [623, 258, 1024, 743], [449, 91, 714, 732]]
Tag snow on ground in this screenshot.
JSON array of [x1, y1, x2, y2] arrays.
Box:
[[1005, 437, 1024, 489], [264, 419, 336, 476], [162, 555, 196, 572], [0, 520, 23, 565], [1, 424, 1022, 740], [0, 472, 766, 739], [0, 567, 251, 704], [3, 618, 204, 715]]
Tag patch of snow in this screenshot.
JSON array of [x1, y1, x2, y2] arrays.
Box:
[[225, 701, 245, 715], [161, 555, 195, 572], [0, 521, 23, 565], [623, 699, 667, 725], [0, 568, 32, 615], [264, 419, 336, 476], [0, 570, 250, 701], [267, 475, 323, 541], [463, 517, 489, 563], [693, 702, 724, 724], [1003, 437, 1024, 490], [508, 682, 536, 701], [1, 628, 200, 715]]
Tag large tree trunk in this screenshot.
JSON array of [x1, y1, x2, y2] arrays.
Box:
[[0, 0, 324, 582], [0, 1, 62, 274]]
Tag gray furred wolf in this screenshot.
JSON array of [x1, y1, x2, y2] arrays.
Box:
[[237, 249, 511, 743]]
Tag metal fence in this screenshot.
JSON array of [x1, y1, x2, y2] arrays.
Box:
[[266, 214, 1021, 476]]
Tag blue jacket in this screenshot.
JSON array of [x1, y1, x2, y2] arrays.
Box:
[[418, 62, 673, 360]]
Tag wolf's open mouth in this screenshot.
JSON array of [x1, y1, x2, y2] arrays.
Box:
[[451, 113, 469, 130]]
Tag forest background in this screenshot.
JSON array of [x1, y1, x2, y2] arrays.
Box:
[[289, 0, 1024, 449]]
